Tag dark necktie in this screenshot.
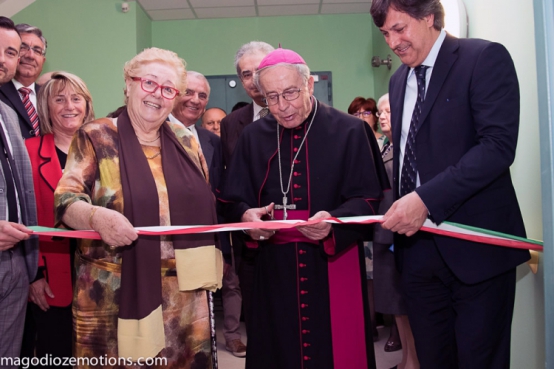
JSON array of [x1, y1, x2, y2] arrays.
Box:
[[19, 87, 40, 137], [259, 107, 269, 119], [0, 124, 19, 222], [400, 65, 428, 197]]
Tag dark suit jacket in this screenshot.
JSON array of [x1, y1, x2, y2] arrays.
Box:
[[25, 134, 73, 307], [0, 81, 40, 139], [389, 34, 530, 284], [220, 103, 254, 168], [196, 126, 223, 192]]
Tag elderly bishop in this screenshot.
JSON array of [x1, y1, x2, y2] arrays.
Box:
[[220, 48, 388, 369]]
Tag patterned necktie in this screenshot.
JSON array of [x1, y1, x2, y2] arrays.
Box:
[[19, 87, 40, 136], [259, 107, 269, 119], [400, 65, 428, 197]]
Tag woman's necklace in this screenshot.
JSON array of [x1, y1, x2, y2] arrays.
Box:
[[138, 133, 160, 143], [276, 98, 318, 220], [144, 147, 161, 160]]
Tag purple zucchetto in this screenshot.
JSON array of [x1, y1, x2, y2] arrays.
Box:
[[257, 47, 307, 70]]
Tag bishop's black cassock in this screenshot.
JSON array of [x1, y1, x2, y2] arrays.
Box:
[[220, 100, 388, 369]]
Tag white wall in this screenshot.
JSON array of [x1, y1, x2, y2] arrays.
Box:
[[463, 0, 545, 367]]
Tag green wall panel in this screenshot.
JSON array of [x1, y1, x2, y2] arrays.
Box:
[[152, 14, 377, 112], [13, 0, 139, 116], [136, 3, 152, 54]]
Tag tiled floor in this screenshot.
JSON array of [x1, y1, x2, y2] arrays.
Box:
[[214, 310, 403, 369]]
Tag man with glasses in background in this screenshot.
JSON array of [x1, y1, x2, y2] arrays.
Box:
[[220, 47, 388, 369], [0, 23, 47, 139]]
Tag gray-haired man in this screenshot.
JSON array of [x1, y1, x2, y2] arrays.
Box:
[[0, 22, 47, 138]]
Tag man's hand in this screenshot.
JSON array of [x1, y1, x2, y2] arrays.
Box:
[[0, 220, 32, 251], [241, 203, 275, 241], [381, 192, 428, 236], [29, 278, 54, 311], [296, 211, 332, 241]]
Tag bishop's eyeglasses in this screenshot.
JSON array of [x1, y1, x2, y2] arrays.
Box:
[[264, 88, 301, 106]]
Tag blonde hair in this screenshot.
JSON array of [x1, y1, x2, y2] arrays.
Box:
[[37, 71, 95, 135], [123, 47, 187, 104]]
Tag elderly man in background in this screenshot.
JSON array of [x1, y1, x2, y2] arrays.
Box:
[[170, 71, 246, 357], [0, 16, 38, 368], [370, 0, 530, 368], [170, 71, 222, 194], [221, 47, 388, 369], [201, 107, 226, 136], [219, 41, 274, 338], [0, 23, 47, 138]]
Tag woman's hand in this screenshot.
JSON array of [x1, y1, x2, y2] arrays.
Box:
[[91, 207, 138, 247], [241, 203, 276, 241], [29, 279, 53, 311]]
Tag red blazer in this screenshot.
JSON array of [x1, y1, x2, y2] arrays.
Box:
[[26, 134, 73, 307]]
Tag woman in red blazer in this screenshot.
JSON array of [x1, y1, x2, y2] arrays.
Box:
[[25, 71, 95, 361]]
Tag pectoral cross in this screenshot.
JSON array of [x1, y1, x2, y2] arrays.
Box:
[[274, 196, 296, 220]]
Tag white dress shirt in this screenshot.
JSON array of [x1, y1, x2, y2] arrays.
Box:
[[13, 80, 38, 109], [252, 101, 267, 122], [399, 28, 447, 190]]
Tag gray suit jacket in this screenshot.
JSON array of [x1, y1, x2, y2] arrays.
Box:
[[0, 100, 38, 281]]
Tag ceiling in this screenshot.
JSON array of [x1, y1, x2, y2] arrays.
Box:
[[134, 0, 372, 21]]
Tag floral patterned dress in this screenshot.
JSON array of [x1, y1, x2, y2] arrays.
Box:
[[55, 118, 215, 369]]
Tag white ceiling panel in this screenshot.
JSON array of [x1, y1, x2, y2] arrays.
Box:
[[257, 0, 319, 5], [259, 4, 319, 16], [0, 0, 35, 17], [195, 6, 257, 19], [13, 0, 373, 21], [321, 3, 370, 14], [147, 8, 196, 21], [138, 0, 188, 11], [189, 0, 254, 7]]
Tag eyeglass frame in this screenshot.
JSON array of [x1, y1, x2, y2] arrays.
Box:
[[353, 111, 373, 118], [20, 42, 46, 56], [130, 77, 180, 100], [264, 88, 302, 106], [376, 110, 391, 118]]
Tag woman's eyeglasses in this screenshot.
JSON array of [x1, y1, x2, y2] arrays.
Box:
[[353, 111, 372, 118], [131, 77, 180, 100]]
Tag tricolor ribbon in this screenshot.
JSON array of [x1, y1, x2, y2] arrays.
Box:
[[30, 215, 542, 252]]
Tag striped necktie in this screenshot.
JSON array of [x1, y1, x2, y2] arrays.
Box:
[[400, 65, 428, 197], [19, 87, 40, 136]]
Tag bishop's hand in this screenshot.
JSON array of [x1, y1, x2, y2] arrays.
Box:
[[296, 211, 332, 240], [241, 203, 276, 241]]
